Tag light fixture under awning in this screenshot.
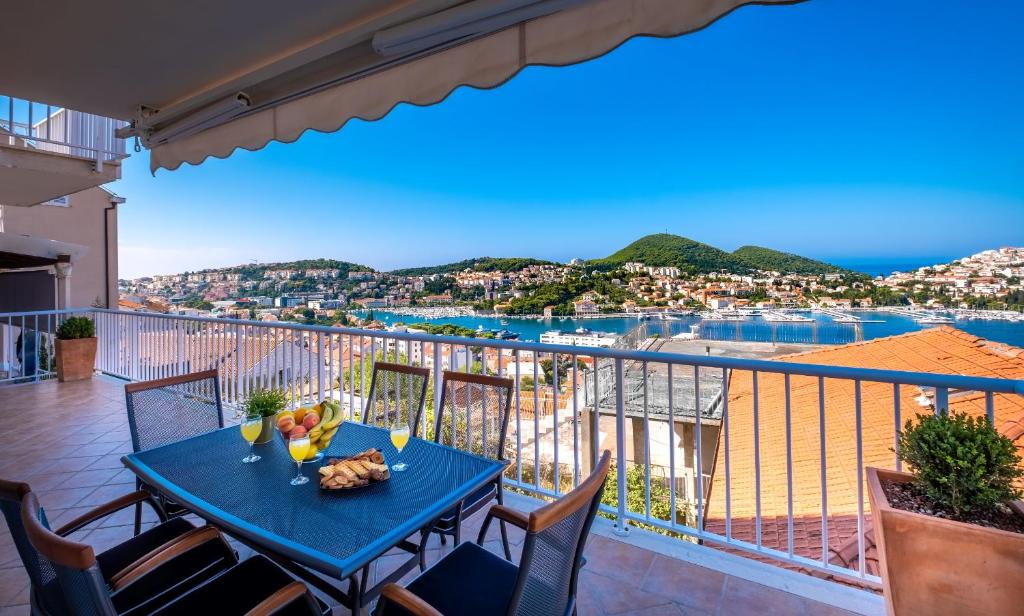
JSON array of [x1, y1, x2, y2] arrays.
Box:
[[150, 0, 800, 173]]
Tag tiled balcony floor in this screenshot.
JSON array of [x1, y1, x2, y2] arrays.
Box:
[[0, 378, 876, 615]]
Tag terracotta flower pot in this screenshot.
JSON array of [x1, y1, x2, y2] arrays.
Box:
[[55, 337, 97, 382], [867, 467, 1024, 616]]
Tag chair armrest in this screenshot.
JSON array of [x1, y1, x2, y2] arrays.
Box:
[[378, 584, 444, 616], [476, 504, 529, 547], [243, 581, 310, 616], [489, 504, 529, 530], [56, 491, 162, 536], [110, 526, 229, 590]]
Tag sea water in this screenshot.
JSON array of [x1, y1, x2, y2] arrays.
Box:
[[359, 310, 1024, 348]]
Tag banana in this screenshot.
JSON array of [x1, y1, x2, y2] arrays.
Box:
[[318, 426, 339, 448], [321, 409, 344, 430], [320, 403, 335, 428], [308, 425, 324, 442]]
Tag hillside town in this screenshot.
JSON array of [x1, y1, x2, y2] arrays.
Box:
[[118, 246, 1024, 322]]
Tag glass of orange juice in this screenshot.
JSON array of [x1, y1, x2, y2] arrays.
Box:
[[288, 432, 310, 485], [390, 423, 410, 472], [240, 416, 263, 463]]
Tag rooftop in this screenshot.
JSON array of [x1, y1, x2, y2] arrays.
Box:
[[705, 326, 1024, 576]]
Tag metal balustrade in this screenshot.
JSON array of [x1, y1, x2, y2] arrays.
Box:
[[1, 95, 128, 165], [3, 308, 1022, 588]]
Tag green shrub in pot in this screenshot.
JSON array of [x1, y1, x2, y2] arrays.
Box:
[[55, 316, 97, 381], [243, 388, 288, 444], [897, 410, 1023, 519], [57, 316, 96, 340], [868, 411, 1024, 615]]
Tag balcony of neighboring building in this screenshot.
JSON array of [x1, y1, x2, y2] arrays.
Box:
[[0, 96, 129, 206]]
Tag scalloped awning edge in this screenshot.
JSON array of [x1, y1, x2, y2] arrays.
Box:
[[150, 0, 800, 174]]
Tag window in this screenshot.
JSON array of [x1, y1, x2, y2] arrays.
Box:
[[43, 195, 69, 207]]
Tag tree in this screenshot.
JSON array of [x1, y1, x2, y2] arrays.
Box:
[[540, 355, 588, 386], [601, 465, 693, 531]]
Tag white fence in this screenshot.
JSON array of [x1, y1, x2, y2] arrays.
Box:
[[3, 308, 1022, 588]]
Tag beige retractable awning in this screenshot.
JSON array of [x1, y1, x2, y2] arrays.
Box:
[[150, 0, 798, 173], [0, 0, 801, 174]]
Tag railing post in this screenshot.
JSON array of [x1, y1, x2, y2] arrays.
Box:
[[934, 386, 949, 415], [129, 315, 140, 380], [432, 341, 442, 426], [613, 357, 630, 537], [176, 320, 186, 376]]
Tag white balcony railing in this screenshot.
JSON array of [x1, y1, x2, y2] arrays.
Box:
[[1, 95, 128, 164], [3, 308, 1022, 589]]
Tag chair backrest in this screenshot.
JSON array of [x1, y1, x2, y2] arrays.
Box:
[[124, 369, 225, 453], [508, 450, 612, 616], [0, 479, 73, 616], [12, 485, 116, 613], [362, 362, 430, 432], [434, 371, 514, 461]]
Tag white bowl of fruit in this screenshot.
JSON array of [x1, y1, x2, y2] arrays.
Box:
[[275, 400, 343, 462]]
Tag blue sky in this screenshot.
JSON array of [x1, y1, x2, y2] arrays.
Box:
[[114, 0, 1024, 278]]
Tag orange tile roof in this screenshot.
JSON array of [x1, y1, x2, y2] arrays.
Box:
[[704, 326, 1024, 566]]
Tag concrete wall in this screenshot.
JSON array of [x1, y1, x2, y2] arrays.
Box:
[[582, 411, 721, 504], [1, 186, 120, 308]]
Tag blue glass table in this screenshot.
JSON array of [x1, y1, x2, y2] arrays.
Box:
[[122, 421, 505, 610]]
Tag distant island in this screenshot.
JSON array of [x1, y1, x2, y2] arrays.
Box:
[[120, 236, 1024, 323]]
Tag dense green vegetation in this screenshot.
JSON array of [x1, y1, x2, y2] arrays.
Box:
[[213, 258, 375, 282], [732, 245, 844, 274], [182, 295, 214, 311], [590, 234, 737, 273], [589, 234, 844, 276], [404, 322, 492, 338], [391, 257, 555, 277], [504, 270, 634, 315]]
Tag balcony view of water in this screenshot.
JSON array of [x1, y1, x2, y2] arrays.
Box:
[[363, 310, 1024, 349]]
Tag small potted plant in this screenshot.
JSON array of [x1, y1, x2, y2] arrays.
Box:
[[868, 411, 1024, 616], [55, 316, 97, 382], [243, 388, 288, 444]]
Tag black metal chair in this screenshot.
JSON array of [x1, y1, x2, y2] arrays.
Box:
[[431, 371, 514, 557], [362, 361, 430, 432], [14, 481, 324, 616], [149, 555, 325, 616], [375, 450, 612, 616], [0, 478, 236, 616], [124, 370, 225, 534]]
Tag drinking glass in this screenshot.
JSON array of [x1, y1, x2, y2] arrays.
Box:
[[390, 424, 410, 472], [288, 432, 310, 485], [240, 416, 263, 463]]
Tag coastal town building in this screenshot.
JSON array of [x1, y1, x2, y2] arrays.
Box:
[[117, 247, 1024, 326]]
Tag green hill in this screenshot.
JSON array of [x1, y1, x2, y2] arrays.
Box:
[[731, 246, 844, 274], [390, 257, 554, 277], [590, 234, 740, 273], [218, 259, 375, 281]]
